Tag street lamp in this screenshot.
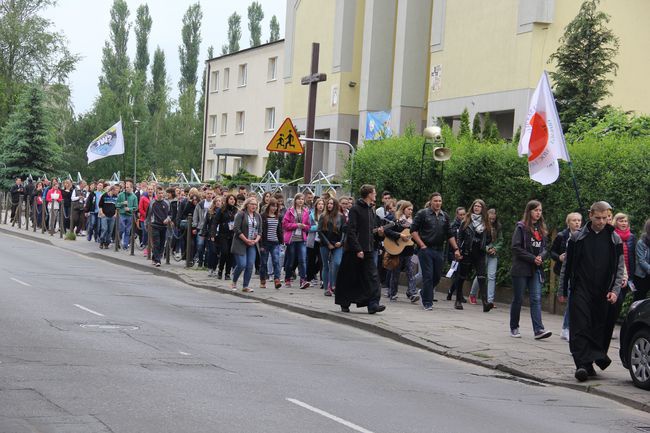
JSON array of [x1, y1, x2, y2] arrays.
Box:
[[133, 119, 140, 184], [417, 126, 451, 207]]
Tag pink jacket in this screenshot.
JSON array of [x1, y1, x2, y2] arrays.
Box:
[[282, 207, 310, 244]]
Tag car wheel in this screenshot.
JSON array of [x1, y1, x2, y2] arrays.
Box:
[[628, 328, 650, 390]]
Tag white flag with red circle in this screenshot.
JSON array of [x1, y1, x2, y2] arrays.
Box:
[[518, 71, 570, 185]]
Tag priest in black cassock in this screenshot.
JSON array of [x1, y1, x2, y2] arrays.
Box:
[[560, 201, 625, 382], [335, 184, 386, 314]]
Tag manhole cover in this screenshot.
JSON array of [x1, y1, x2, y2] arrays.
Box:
[[80, 324, 139, 331]]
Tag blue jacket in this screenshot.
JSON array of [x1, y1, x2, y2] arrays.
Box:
[[635, 238, 650, 279]]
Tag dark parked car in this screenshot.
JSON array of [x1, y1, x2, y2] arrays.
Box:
[[620, 299, 650, 390]]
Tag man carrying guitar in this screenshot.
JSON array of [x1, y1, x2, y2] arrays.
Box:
[[384, 201, 420, 304], [335, 184, 388, 314]]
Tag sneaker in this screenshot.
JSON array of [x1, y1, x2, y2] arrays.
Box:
[[389, 295, 398, 301], [154, 262, 160, 267], [299, 279, 310, 290], [274, 278, 282, 289], [324, 289, 333, 297], [560, 328, 570, 341], [534, 329, 552, 340], [423, 304, 433, 311], [231, 282, 237, 291], [469, 295, 477, 305], [510, 328, 522, 338], [143, 249, 149, 256], [260, 280, 266, 289], [284, 279, 292, 288], [217, 271, 223, 279], [574, 367, 589, 382], [410, 293, 420, 303], [207, 270, 214, 277], [242, 287, 254, 293], [224, 274, 231, 281]]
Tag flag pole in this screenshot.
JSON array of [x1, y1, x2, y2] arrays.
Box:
[[567, 160, 585, 214]]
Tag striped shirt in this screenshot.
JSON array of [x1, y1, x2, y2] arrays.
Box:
[[266, 217, 279, 242]]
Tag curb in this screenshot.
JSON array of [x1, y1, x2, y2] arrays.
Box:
[[1, 227, 648, 413]]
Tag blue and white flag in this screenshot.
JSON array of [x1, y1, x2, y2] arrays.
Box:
[[365, 111, 393, 140], [86, 120, 125, 164]]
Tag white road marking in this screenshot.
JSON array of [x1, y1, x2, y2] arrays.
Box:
[[286, 398, 376, 433], [10, 277, 31, 287], [73, 304, 105, 317], [179, 351, 191, 356]]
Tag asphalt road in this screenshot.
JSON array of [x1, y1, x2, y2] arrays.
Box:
[[1, 233, 648, 433]]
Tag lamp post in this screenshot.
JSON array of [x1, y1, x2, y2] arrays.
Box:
[[417, 126, 451, 208], [133, 119, 140, 184]]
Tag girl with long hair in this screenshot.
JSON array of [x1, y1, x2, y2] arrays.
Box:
[[307, 197, 325, 285], [509, 200, 552, 339], [452, 199, 492, 311], [260, 197, 284, 289], [384, 200, 419, 303], [318, 197, 347, 296], [231, 196, 262, 292], [282, 192, 311, 289], [470, 208, 503, 306], [202, 196, 223, 276], [217, 194, 238, 279]]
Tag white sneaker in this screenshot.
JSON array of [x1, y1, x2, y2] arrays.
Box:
[[510, 328, 522, 338], [560, 328, 570, 341]]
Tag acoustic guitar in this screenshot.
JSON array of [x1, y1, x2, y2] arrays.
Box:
[[383, 228, 414, 255]]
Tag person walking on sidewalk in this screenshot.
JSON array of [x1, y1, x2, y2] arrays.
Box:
[[98, 185, 118, 249], [149, 186, 171, 267], [446, 207, 466, 302], [411, 192, 461, 310], [634, 219, 650, 302], [282, 193, 311, 289], [553, 212, 583, 341], [559, 201, 625, 382], [45, 180, 62, 233], [9, 177, 25, 223], [509, 200, 552, 340], [116, 180, 138, 250], [384, 201, 419, 303], [453, 199, 493, 312], [217, 194, 238, 280], [470, 208, 502, 307], [318, 197, 347, 297], [260, 197, 283, 289], [335, 185, 386, 314], [202, 196, 222, 277], [231, 196, 262, 293]]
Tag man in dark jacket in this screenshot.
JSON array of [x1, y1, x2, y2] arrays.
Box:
[[559, 201, 625, 382], [335, 184, 386, 314], [9, 177, 25, 222]]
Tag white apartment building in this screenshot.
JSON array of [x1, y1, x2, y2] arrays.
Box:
[[201, 40, 285, 180]]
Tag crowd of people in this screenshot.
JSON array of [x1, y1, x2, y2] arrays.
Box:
[[6, 176, 650, 382]]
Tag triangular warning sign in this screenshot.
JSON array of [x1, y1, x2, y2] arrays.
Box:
[[266, 118, 303, 154]]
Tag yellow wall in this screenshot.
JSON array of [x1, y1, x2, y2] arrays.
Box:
[[284, 0, 365, 120], [429, 0, 650, 114]]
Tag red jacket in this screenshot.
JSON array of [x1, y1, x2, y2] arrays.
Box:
[[139, 195, 150, 222], [46, 188, 62, 203]]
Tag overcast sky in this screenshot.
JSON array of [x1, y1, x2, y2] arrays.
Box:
[[42, 0, 286, 115]]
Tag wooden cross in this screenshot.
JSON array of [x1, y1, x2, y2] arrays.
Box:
[[300, 42, 327, 182]]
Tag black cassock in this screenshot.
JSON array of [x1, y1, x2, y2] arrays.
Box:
[[335, 199, 381, 309]]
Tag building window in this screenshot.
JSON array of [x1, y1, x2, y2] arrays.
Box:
[[267, 57, 277, 81], [223, 68, 230, 90], [211, 70, 220, 91], [221, 113, 227, 135], [238, 64, 247, 87], [236, 111, 245, 133], [233, 157, 242, 173], [207, 160, 214, 179], [209, 115, 217, 136], [265, 107, 275, 131]]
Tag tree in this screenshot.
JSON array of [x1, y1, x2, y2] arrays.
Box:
[[483, 114, 500, 142], [132, 4, 152, 121], [458, 108, 471, 139], [225, 12, 242, 54], [472, 113, 482, 140], [549, 0, 619, 129], [269, 15, 280, 42], [248, 2, 264, 47], [293, 153, 304, 180], [178, 2, 202, 115], [146, 47, 170, 173], [0, 85, 62, 187], [197, 45, 213, 119], [0, 0, 79, 125]]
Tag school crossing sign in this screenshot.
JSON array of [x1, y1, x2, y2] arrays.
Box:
[[266, 117, 304, 154]]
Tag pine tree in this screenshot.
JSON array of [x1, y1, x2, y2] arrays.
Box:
[[225, 12, 242, 54], [472, 113, 482, 140], [483, 114, 500, 142], [549, 0, 619, 128], [248, 2, 264, 47], [458, 108, 471, 139], [269, 15, 280, 42], [0, 86, 62, 187]]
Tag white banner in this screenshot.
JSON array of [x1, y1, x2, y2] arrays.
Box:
[[86, 120, 125, 164], [518, 71, 570, 185]]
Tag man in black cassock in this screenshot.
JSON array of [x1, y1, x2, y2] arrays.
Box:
[[335, 184, 386, 314], [560, 201, 625, 382]]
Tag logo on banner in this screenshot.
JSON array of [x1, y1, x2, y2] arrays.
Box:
[[88, 127, 119, 156]]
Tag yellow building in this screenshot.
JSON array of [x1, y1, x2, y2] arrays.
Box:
[[280, 0, 649, 177]]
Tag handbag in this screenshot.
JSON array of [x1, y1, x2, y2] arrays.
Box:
[[382, 252, 400, 270]]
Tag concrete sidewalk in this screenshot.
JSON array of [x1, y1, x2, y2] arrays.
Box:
[[1, 222, 649, 413]]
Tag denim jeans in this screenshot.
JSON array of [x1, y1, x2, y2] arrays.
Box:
[[510, 270, 545, 334], [320, 246, 343, 290], [389, 254, 417, 298], [99, 216, 115, 245], [260, 241, 281, 281], [284, 241, 307, 281], [119, 215, 132, 249], [470, 255, 498, 302], [194, 235, 206, 265], [417, 247, 444, 306], [233, 245, 257, 288], [206, 238, 220, 271], [87, 213, 99, 241], [151, 225, 166, 263]]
